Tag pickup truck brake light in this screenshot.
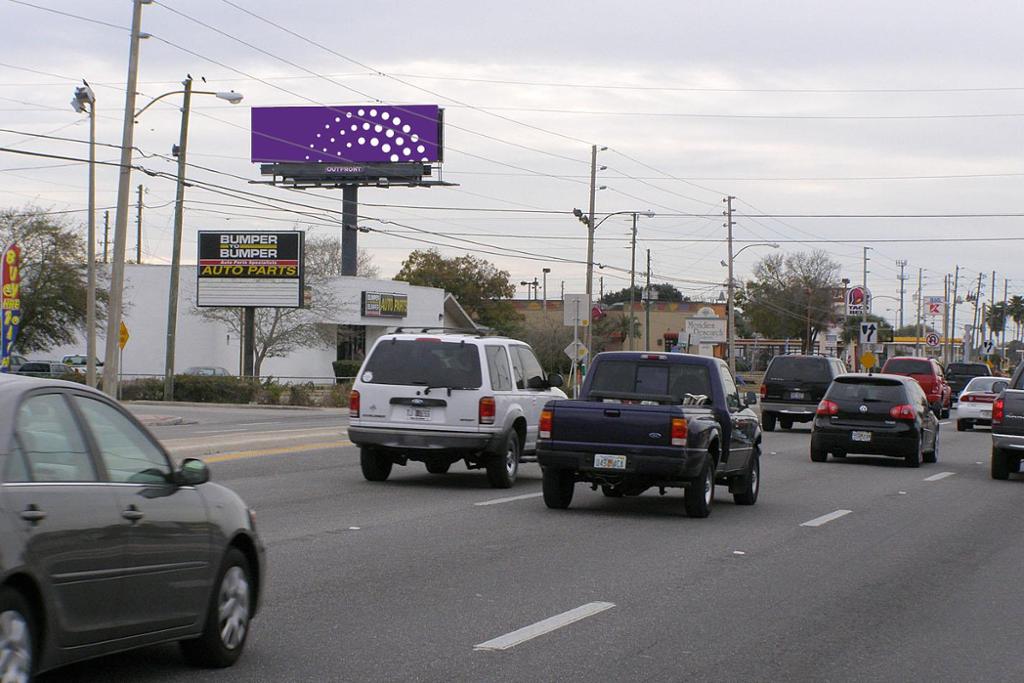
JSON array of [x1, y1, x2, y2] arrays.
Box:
[[671, 417, 688, 446], [889, 404, 916, 420], [539, 409, 553, 439], [349, 390, 360, 418], [816, 399, 839, 416], [640, 354, 667, 360], [992, 397, 1004, 424], [479, 397, 496, 425]]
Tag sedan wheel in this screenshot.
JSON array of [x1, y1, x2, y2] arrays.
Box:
[[180, 548, 253, 668], [0, 592, 32, 683], [218, 566, 251, 651]]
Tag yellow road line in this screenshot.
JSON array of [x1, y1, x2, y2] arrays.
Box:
[[204, 440, 353, 464]]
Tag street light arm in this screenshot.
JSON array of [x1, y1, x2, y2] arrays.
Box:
[[134, 89, 243, 119], [133, 90, 185, 119]]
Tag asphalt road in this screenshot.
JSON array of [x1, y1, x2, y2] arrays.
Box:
[[40, 411, 1024, 682]]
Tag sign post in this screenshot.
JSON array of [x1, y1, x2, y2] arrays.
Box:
[[563, 294, 591, 398]]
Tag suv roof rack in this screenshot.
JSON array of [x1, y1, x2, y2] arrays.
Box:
[[389, 326, 493, 336]]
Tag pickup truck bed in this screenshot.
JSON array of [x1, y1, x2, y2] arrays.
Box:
[[991, 371, 1024, 479], [537, 352, 762, 517]]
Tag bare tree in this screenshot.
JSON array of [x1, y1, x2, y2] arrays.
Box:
[[302, 234, 379, 278]]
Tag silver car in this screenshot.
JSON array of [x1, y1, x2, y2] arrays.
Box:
[[0, 374, 264, 680]]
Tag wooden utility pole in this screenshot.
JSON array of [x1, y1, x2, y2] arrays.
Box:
[[135, 183, 144, 263], [645, 248, 652, 351], [103, 210, 110, 264]]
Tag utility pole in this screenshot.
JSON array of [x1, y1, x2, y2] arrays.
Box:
[[970, 273, 983, 361], [585, 144, 598, 352], [163, 76, 192, 401], [896, 259, 908, 329], [72, 83, 98, 389], [645, 248, 652, 351], [1003, 278, 1009, 359], [942, 274, 950, 364], [990, 270, 997, 346], [542, 267, 550, 313], [916, 268, 923, 355], [857, 247, 869, 370], [725, 196, 737, 374], [560, 280, 564, 302], [628, 212, 638, 351], [599, 276, 604, 301], [102, 0, 149, 398], [102, 210, 110, 264], [135, 183, 144, 263], [805, 288, 813, 355], [950, 265, 960, 362]]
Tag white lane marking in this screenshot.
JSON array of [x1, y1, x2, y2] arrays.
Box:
[[940, 421, 951, 426], [732, 550, 746, 556], [474, 492, 543, 507], [924, 471, 956, 481], [474, 602, 615, 651], [801, 509, 852, 527], [898, 490, 907, 495]]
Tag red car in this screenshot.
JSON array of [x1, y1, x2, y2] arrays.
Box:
[[880, 357, 952, 418]]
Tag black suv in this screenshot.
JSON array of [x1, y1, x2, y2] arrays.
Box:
[[760, 355, 847, 431], [946, 362, 991, 399]]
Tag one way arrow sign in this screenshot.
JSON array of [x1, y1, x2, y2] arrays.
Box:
[[860, 322, 878, 344]]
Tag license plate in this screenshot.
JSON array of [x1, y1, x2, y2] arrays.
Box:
[[407, 407, 431, 421], [594, 454, 627, 470], [790, 391, 807, 400], [851, 431, 873, 442], [981, 410, 991, 418]]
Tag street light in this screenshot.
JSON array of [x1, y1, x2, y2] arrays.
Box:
[[724, 241, 779, 374], [71, 82, 98, 388], [156, 77, 244, 400], [572, 209, 655, 350]]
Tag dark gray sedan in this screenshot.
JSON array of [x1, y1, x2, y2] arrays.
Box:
[[0, 374, 264, 680]]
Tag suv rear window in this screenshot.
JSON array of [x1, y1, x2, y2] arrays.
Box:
[[827, 378, 907, 403], [884, 359, 932, 375], [589, 361, 712, 401], [948, 363, 989, 377], [766, 357, 829, 382], [362, 340, 483, 389]]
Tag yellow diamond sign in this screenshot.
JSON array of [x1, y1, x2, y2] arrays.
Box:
[[119, 320, 130, 350]]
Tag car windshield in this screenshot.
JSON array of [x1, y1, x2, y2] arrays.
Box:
[[884, 359, 932, 375], [362, 339, 482, 388], [964, 377, 1004, 393], [827, 378, 906, 403], [589, 361, 712, 401], [948, 363, 989, 377], [766, 357, 828, 382]]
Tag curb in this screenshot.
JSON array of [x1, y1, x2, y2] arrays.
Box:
[[126, 400, 345, 412], [137, 415, 187, 426]]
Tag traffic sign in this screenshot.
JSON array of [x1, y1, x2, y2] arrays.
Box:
[[859, 322, 878, 344], [860, 351, 878, 369], [925, 296, 945, 317], [119, 320, 130, 350], [563, 294, 591, 328], [983, 339, 996, 355], [563, 340, 588, 362], [925, 333, 940, 348]]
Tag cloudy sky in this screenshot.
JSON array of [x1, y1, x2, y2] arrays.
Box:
[[3, 0, 1024, 329]]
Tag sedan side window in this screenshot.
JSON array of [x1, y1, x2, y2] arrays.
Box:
[[14, 394, 97, 482], [72, 397, 172, 484]]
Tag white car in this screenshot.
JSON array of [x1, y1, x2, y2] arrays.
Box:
[[956, 376, 1010, 431], [347, 330, 567, 488]]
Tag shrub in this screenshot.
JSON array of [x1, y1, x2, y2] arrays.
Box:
[[172, 375, 257, 404], [320, 383, 350, 408], [120, 377, 164, 401], [287, 382, 315, 407], [333, 359, 363, 382], [256, 378, 286, 405]]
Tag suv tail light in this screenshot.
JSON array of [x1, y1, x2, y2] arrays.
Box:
[[349, 390, 360, 418], [993, 397, 1004, 424], [816, 399, 839, 416], [759, 383, 767, 399], [671, 417, 688, 446], [479, 397, 496, 425], [539, 409, 553, 439], [889, 404, 916, 420]]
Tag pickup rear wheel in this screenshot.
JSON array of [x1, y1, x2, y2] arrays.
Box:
[[762, 413, 777, 432], [991, 446, 1012, 480], [683, 455, 714, 518], [780, 417, 793, 430], [486, 431, 520, 489], [732, 449, 760, 506], [360, 448, 392, 482], [542, 468, 574, 509]]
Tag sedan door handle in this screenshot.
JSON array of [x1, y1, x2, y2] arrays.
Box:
[[121, 506, 144, 521], [20, 506, 46, 523]]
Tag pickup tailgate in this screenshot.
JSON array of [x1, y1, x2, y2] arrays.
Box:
[[996, 389, 1024, 436], [548, 400, 687, 457]]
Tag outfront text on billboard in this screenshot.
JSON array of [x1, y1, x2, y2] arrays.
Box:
[[197, 231, 304, 308]]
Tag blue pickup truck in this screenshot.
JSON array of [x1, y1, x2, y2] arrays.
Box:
[[537, 352, 762, 517]]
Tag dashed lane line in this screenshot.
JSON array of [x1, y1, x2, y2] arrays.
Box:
[[801, 509, 853, 527], [923, 471, 956, 481], [474, 602, 616, 651], [474, 492, 544, 507]]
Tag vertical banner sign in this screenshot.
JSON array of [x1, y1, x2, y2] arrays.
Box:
[[0, 244, 22, 373]]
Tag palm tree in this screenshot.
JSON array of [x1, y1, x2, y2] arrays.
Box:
[[985, 302, 1008, 340], [1008, 295, 1024, 342]]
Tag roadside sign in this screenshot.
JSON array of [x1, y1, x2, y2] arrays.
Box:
[[119, 321, 130, 350], [563, 340, 588, 362], [925, 296, 945, 317], [846, 286, 872, 316], [0, 243, 22, 374], [926, 333, 940, 348], [859, 322, 878, 344], [983, 339, 996, 355], [563, 293, 591, 328], [860, 351, 878, 369]]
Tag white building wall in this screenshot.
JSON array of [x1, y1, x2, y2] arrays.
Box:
[[44, 265, 448, 380]]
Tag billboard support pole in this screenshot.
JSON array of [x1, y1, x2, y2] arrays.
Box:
[[243, 307, 256, 378], [342, 185, 358, 276], [163, 76, 192, 402]]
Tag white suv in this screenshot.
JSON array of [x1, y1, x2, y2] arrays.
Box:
[[347, 330, 567, 488]]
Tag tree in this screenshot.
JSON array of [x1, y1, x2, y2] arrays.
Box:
[[302, 234, 379, 278], [517, 315, 573, 374], [395, 249, 521, 334], [194, 235, 347, 376], [601, 282, 685, 305], [0, 206, 107, 353], [742, 251, 841, 353], [1008, 295, 1024, 342], [985, 302, 1008, 337]]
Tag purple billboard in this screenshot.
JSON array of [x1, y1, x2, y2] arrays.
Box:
[[251, 104, 442, 164]]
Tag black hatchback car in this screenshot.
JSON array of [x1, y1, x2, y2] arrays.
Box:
[[0, 374, 264, 680], [760, 355, 847, 431], [810, 373, 940, 467]]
